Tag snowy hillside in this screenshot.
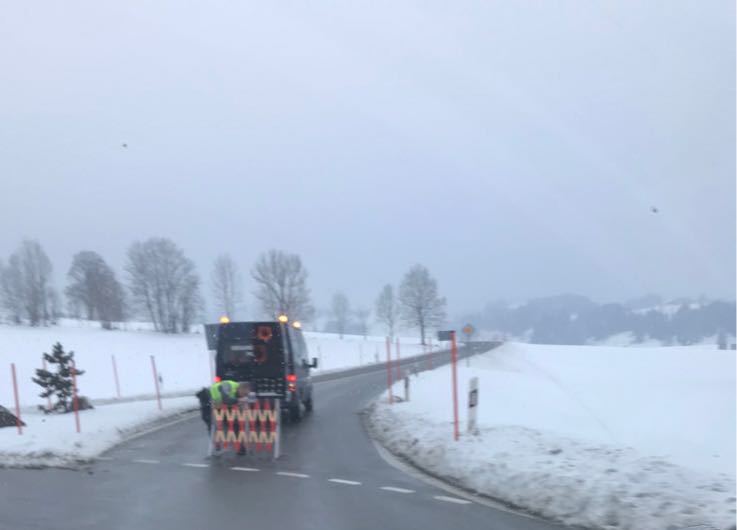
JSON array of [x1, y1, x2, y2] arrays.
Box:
[[464, 295, 736, 347], [370, 342, 736, 530], [0, 319, 428, 409]]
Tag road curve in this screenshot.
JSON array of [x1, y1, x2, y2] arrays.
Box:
[[0, 347, 566, 530]]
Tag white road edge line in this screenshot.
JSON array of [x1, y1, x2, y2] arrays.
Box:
[[117, 410, 199, 444], [434, 495, 472, 505], [182, 463, 209, 468], [328, 478, 362, 486], [371, 439, 535, 514], [380, 486, 415, 494], [276, 471, 310, 478], [231, 467, 259, 472], [132, 459, 160, 464]]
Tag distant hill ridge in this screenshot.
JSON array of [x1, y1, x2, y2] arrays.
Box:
[[461, 294, 736, 346]]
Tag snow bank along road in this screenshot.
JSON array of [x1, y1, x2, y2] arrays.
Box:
[[0, 342, 564, 530], [370, 343, 736, 530]]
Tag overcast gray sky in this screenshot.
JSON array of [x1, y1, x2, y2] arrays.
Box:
[[1, 1, 734, 319]]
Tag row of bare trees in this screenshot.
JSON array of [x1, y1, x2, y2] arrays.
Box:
[[0, 239, 315, 332], [126, 238, 201, 333], [375, 264, 446, 345], [0, 239, 444, 341], [208, 249, 315, 323], [112, 243, 316, 332], [327, 264, 446, 344], [66, 251, 125, 328], [0, 240, 59, 326]]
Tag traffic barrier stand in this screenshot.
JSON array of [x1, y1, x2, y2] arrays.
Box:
[[210, 397, 281, 460]]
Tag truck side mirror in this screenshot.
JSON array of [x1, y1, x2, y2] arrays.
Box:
[[311, 357, 318, 369]]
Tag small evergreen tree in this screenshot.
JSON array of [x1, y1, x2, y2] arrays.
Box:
[[32, 342, 84, 413]]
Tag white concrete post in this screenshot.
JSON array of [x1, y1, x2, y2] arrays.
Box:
[[467, 376, 479, 434]]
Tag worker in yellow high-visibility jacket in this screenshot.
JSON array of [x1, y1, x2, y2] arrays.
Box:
[[199, 380, 250, 455], [210, 380, 250, 407]]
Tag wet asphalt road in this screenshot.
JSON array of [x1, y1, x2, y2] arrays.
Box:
[[0, 348, 567, 530]]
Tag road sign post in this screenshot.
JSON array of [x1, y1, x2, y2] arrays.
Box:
[[443, 330, 460, 441], [462, 324, 474, 367], [467, 376, 479, 434]]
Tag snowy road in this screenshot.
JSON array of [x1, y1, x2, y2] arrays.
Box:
[[0, 343, 566, 530]]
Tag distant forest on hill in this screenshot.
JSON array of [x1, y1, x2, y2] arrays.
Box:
[[460, 294, 736, 346]]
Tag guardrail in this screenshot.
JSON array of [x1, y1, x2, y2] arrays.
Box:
[[312, 340, 502, 384]]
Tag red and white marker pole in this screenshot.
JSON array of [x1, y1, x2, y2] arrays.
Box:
[[11, 363, 22, 435], [385, 337, 393, 404], [450, 331, 460, 441], [71, 359, 81, 433], [112, 355, 121, 399], [395, 337, 401, 381], [150, 355, 162, 410]]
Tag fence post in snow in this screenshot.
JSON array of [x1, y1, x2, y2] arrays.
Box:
[[11, 363, 22, 435], [467, 376, 479, 434], [150, 355, 162, 411], [112, 355, 121, 399]]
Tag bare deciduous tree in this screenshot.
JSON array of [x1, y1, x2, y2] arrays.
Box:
[[354, 307, 370, 339], [0, 240, 56, 326], [251, 249, 314, 322], [375, 284, 398, 339], [398, 264, 446, 345], [210, 254, 243, 319], [65, 251, 126, 328], [0, 259, 23, 323], [331, 292, 350, 339], [125, 238, 202, 333]]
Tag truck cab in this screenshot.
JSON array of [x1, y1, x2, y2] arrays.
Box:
[[206, 319, 317, 421]]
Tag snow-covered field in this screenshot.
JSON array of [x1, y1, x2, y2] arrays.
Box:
[[0, 319, 428, 408], [0, 319, 429, 467], [369, 342, 736, 530], [0, 397, 196, 468]]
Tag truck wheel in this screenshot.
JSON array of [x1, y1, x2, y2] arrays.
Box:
[[304, 396, 313, 413], [289, 400, 303, 422]]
